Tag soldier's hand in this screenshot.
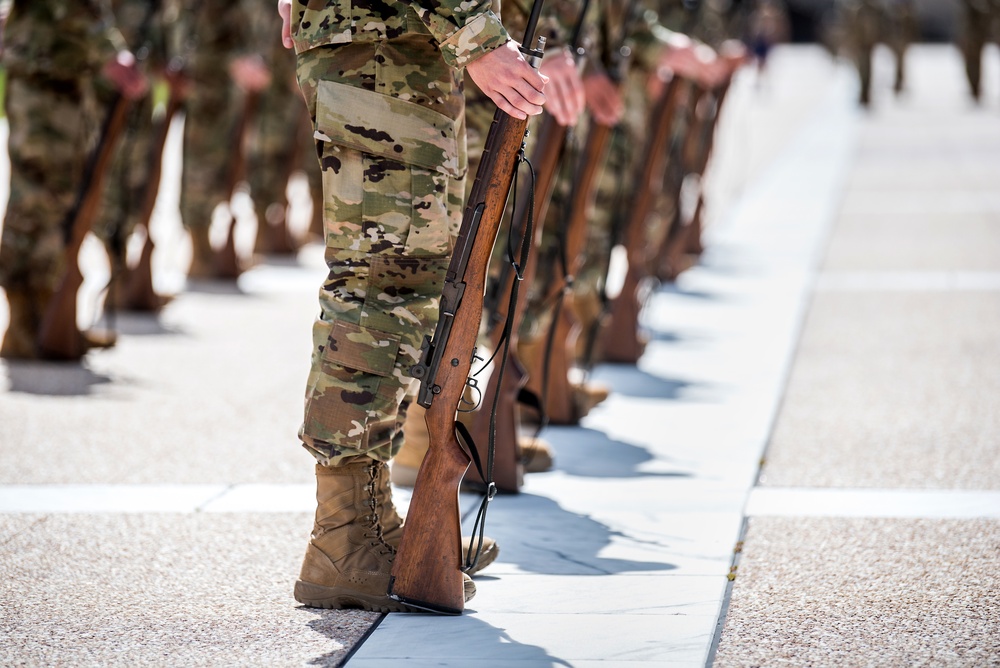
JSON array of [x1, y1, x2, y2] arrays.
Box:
[[230, 55, 272, 92], [466, 41, 548, 120], [278, 0, 293, 49], [102, 51, 149, 100], [583, 71, 624, 127], [539, 48, 585, 126]]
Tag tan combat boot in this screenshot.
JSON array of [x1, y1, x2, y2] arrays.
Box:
[[294, 459, 415, 612], [296, 459, 477, 610], [572, 380, 610, 419], [520, 436, 554, 473]]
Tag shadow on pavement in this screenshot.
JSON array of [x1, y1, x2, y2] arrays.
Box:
[[2, 360, 113, 396], [589, 364, 704, 400], [468, 493, 677, 576], [542, 426, 691, 480]]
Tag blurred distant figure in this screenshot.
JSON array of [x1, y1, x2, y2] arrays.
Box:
[[0, 0, 146, 359], [746, 0, 790, 79], [837, 0, 917, 106], [958, 0, 1000, 101]]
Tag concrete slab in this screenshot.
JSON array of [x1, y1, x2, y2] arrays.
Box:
[[760, 292, 1000, 490], [0, 513, 377, 667], [714, 517, 1000, 667]]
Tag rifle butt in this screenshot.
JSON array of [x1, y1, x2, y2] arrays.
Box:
[[213, 217, 242, 279], [463, 351, 526, 494], [523, 293, 582, 424], [598, 269, 646, 365], [388, 421, 470, 614], [36, 268, 86, 361], [122, 233, 162, 312]]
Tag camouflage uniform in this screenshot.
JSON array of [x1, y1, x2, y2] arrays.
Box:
[[0, 0, 127, 357], [570, 2, 687, 348], [92, 0, 166, 284], [288, 0, 509, 465], [836, 0, 916, 106], [245, 1, 321, 254], [177, 0, 253, 264]]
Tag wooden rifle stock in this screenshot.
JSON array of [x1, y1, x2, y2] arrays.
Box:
[[659, 78, 732, 280], [523, 118, 614, 423], [389, 101, 535, 615], [121, 89, 184, 311], [464, 111, 568, 492], [37, 95, 132, 360], [600, 77, 683, 364], [213, 89, 260, 279]]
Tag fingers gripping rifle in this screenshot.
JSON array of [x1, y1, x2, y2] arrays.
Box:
[[388, 6, 547, 615]]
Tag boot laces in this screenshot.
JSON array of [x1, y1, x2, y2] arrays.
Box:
[[365, 463, 396, 557]]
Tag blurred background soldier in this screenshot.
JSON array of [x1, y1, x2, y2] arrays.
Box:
[[836, 0, 917, 106], [245, 0, 323, 257], [0, 0, 146, 359], [957, 0, 1000, 101], [92, 0, 171, 313], [178, 0, 269, 279]]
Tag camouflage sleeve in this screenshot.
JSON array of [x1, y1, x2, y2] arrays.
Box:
[[410, 0, 510, 68], [628, 4, 693, 72]]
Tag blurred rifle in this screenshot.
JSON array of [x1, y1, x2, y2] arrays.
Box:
[[37, 94, 132, 359], [598, 75, 683, 364], [119, 64, 187, 311], [464, 0, 593, 493], [211, 84, 260, 278], [521, 6, 637, 423], [388, 6, 547, 615], [657, 76, 732, 280]]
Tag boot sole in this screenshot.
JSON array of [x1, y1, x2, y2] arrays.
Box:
[[294, 580, 416, 613]]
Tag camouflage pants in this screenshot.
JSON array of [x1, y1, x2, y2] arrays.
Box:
[[248, 28, 322, 243], [180, 68, 241, 231], [295, 39, 466, 465], [0, 73, 100, 297]]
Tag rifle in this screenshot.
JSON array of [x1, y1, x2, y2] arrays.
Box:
[[120, 75, 185, 311], [464, 0, 594, 493], [388, 6, 547, 615], [36, 93, 132, 360], [598, 75, 684, 364], [212, 86, 260, 278], [525, 0, 641, 415], [657, 76, 732, 280]]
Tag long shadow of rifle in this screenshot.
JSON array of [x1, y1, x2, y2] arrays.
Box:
[[2, 360, 113, 396], [588, 363, 708, 400], [540, 426, 693, 480], [304, 610, 573, 667], [462, 493, 678, 576]]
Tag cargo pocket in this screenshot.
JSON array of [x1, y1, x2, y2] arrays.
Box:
[[359, 254, 451, 360], [314, 80, 465, 257], [303, 319, 406, 453]]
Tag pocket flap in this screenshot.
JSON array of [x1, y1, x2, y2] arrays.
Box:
[[316, 80, 465, 178], [322, 320, 401, 378]]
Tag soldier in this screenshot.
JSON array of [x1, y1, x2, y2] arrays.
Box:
[[836, 0, 916, 106], [178, 0, 270, 278], [0, 0, 146, 359], [958, 0, 1000, 101], [278, 0, 546, 612], [245, 1, 322, 257]]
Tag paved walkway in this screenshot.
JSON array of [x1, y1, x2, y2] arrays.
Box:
[[1, 45, 998, 667]]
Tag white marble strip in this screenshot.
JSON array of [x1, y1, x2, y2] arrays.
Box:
[[0, 484, 230, 513], [746, 487, 1000, 519], [816, 271, 1000, 292], [0, 482, 402, 514]]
